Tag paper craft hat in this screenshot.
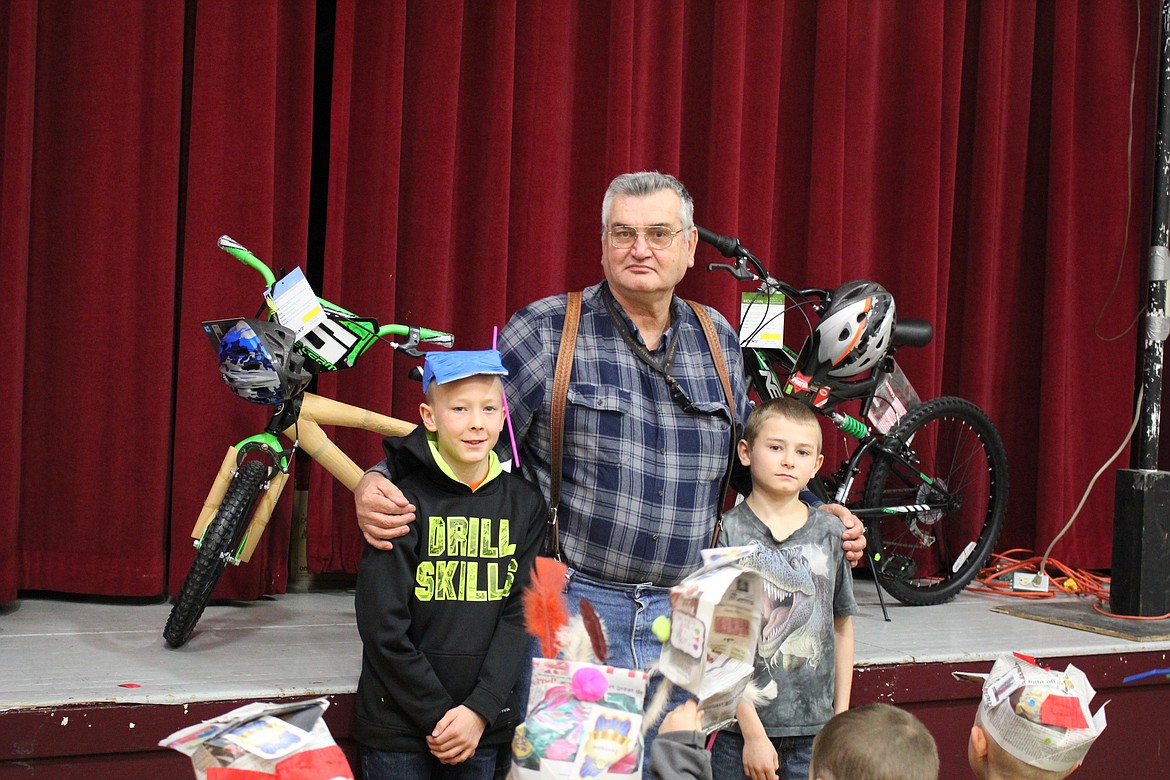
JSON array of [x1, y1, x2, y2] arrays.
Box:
[[953, 653, 1107, 773], [421, 349, 508, 393]]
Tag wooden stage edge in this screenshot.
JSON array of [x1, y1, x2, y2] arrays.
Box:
[[2, 588, 1170, 777], [3, 651, 1169, 778]]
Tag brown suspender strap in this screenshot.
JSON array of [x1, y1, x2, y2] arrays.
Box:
[[544, 293, 735, 558], [544, 291, 582, 559], [685, 300, 735, 422], [685, 300, 737, 548]]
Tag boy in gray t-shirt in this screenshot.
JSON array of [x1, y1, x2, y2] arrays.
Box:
[[710, 398, 857, 780]]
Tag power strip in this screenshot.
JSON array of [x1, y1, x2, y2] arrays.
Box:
[[1012, 572, 1050, 592]]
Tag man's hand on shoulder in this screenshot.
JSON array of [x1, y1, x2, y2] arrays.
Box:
[[820, 503, 867, 567], [354, 470, 416, 550]]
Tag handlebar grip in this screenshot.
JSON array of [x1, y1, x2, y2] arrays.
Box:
[[696, 225, 746, 259], [697, 225, 753, 261], [423, 330, 455, 349], [217, 235, 277, 287]]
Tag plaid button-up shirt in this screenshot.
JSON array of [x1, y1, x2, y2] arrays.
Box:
[[497, 282, 751, 586]]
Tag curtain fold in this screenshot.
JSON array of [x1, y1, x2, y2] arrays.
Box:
[[0, 0, 37, 604], [167, 0, 317, 599], [7, 1, 185, 599], [0, 0, 1155, 602]]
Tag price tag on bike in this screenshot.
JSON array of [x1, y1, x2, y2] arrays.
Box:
[[268, 267, 327, 339]]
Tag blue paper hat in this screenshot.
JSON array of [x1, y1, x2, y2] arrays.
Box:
[[421, 349, 508, 393]]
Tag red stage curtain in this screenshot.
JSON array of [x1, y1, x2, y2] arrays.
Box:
[[0, 1, 186, 602], [0, 1, 1155, 603], [165, 0, 317, 600]]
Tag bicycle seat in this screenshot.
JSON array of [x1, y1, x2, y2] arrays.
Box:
[[892, 318, 933, 349]]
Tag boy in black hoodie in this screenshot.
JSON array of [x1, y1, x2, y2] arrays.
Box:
[[354, 350, 545, 779]]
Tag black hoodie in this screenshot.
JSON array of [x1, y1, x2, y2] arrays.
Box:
[[353, 425, 546, 752]]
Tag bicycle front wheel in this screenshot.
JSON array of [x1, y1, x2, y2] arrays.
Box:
[[863, 396, 1008, 606], [164, 460, 268, 647]]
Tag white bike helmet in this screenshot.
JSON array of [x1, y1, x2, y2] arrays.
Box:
[[797, 280, 896, 384], [217, 319, 311, 405]]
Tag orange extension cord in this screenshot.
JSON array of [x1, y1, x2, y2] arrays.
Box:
[[968, 548, 1170, 621]]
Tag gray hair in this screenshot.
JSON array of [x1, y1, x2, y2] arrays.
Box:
[[601, 171, 694, 235]]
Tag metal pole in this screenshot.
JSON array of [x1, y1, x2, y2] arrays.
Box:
[[1136, 0, 1170, 469], [1112, 1, 1170, 618]]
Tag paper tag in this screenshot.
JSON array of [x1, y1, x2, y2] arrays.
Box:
[[741, 292, 785, 348], [985, 665, 1025, 708], [669, 611, 706, 660], [269, 267, 327, 339]]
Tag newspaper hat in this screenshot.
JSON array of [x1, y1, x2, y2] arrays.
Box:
[[953, 653, 1107, 772], [421, 349, 508, 393]]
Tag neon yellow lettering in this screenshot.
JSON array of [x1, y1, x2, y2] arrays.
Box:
[[436, 561, 459, 600], [501, 558, 518, 597], [464, 561, 486, 601], [467, 518, 480, 556], [428, 518, 445, 556], [447, 516, 469, 556], [415, 562, 434, 600], [479, 519, 499, 558], [498, 519, 515, 557]]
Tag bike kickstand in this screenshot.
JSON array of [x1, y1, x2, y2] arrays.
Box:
[[867, 549, 892, 622]]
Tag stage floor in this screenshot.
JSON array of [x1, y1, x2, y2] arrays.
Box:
[[2, 580, 1167, 712]]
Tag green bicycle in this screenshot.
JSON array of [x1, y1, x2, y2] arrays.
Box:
[[164, 236, 453, 648]]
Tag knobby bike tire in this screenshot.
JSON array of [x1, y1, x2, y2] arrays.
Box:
[[862, 396, 1009, 606], [163, 460, 268, 647]]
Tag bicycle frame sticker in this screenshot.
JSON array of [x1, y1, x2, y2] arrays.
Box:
[[750, 351, 786, 400]]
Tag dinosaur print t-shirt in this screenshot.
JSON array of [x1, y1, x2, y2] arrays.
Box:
[[720, 501, 858, 737]]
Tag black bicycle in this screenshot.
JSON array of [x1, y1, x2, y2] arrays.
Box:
[[699, 226, 1009, 609]]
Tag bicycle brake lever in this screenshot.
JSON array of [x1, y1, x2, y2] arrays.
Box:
[[708, 262, 758, 282], [395, 326, 424, 357]]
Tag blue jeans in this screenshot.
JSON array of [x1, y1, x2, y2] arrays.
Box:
[[709, 730, 814, 780], [564, 570, 693, 743], [360, 745, 501, 779]]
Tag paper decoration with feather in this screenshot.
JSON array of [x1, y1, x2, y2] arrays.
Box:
[[577, 598, 608, 663], [522, 557, 569, 659]]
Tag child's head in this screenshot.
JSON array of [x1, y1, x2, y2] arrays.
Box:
[[419, 350, 509, 482], [738, 397, 824, 495], [956, 654, 1106, 779], [810, 703, 939, 780]]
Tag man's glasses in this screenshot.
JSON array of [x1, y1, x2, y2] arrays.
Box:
[[607, 225, 685, 250]]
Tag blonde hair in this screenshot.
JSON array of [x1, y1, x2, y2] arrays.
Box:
[[812, 704, 939, 780], [742, 396, 822, 453]]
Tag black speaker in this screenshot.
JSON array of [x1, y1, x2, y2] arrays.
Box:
[[1111, 469, 1170, 616]]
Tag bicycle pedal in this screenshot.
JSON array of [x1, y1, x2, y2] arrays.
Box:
[[877, 554, 917, 581]]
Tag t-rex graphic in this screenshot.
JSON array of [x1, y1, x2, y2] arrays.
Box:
[[749, 544, 830, 670]]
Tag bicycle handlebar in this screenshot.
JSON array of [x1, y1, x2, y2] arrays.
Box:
[[218, 235, 277, 287], [696, 226, 751, 260], [697, 225, 829, 301], [217, 234, 455, 353], [379, 323, 455, 350]]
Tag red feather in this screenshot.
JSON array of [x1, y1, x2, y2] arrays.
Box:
[[578, 598, 608, 663], [522, 557, 569, 658]]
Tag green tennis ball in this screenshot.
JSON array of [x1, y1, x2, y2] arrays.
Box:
[[652, 615, 672, 643]]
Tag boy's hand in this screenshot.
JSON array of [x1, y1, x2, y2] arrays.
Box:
[[821, 503, 867, 567], [660, 700, 704, 734], [741, 732, 779, 780], [354, 471, 416, 550], [427, 705, 487, 764]]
